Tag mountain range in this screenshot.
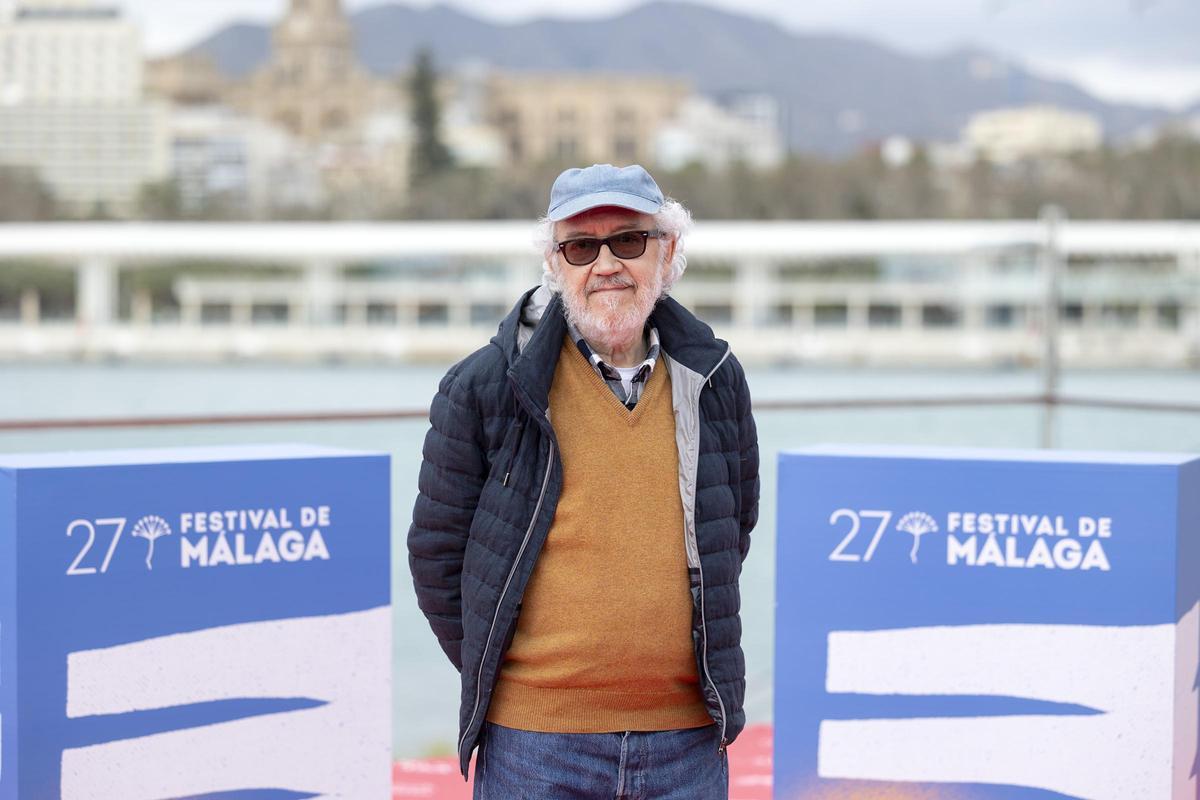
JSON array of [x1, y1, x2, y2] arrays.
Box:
[[185, 0, 1188, 156]]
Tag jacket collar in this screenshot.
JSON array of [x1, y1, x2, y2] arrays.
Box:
[[494, 286, 567, 414], [648, 295, 729, 379], [493, 284, 728, 412]]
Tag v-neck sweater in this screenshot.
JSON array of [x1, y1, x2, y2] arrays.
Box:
[[485, 336, 709, 733]]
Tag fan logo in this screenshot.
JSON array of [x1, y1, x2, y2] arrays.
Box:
[[131, 515, 172, 570], [895, 511, 938, 563]]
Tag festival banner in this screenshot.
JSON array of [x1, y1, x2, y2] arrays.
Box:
[[775, 444, 1200, 800], [0, 444, 391, 799]]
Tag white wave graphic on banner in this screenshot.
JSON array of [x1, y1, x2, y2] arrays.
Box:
[[61, 605, 390, 800], [817, 608, 1199, 800], [1175, 602, 1199, 800]]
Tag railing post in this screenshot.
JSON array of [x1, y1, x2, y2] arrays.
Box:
[[1184, 247, 1200, 363], [734, 258, 771, 329], [76, 257, 117, 328], [303, 259, 338, 326], [130, 288, 153, 326], [175, 279, 201, 326], [1039, 205, 1064, 449], [900, 298, 921, 330], [20, 288, 40, 326]]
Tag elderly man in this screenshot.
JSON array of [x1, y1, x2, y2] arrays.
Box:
[[408, 163, 759, 799]]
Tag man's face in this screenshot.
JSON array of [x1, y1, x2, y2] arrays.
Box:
[[553, 206, 675, 352]]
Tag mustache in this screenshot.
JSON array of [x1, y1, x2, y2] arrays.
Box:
[[585, 275, 636, 294]]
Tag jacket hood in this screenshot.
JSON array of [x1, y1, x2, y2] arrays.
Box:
[[491, 284, 552, 363]]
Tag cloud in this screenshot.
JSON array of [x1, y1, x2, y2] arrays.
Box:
[[1025, 55, 1200, 109], [762, 0, 1200, 66], [125, 0, 285, 55]]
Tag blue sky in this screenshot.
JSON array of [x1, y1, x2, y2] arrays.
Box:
[[114, 0, 1200, 109]]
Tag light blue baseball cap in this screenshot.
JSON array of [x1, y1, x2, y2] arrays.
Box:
[[546, 163, 664, 221]]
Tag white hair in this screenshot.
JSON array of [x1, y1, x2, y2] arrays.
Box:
[[533, 198, 693, 294]]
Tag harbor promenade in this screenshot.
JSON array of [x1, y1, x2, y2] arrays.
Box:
[[2, 218, 1199, 366]]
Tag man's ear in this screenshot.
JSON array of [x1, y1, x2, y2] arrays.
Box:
[[662, 236, 677, 274], [543, 255, 562, 292]]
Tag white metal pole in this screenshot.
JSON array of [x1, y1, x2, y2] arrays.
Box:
[[1039, 205, 1064, 449]]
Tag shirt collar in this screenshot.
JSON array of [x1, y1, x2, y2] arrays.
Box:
[[567, 320, 660, 384]]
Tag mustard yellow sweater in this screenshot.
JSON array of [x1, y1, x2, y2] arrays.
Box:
[[486, 337, 710, 732]]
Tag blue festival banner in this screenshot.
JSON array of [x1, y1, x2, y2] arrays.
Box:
[[0, 444, 391, 799], [775, 444, 1200, 800]]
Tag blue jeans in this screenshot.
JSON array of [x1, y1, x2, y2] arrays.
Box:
[[472, 722, 728, 800]]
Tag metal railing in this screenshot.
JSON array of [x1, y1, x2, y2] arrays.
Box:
[[3, 393, 1198, 447]]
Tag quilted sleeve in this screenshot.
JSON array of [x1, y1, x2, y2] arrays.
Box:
[[406, 365, 488, 672], [732, 355, 760, 562]]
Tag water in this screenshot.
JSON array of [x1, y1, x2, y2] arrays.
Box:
[[3, 361, 1200, 757]]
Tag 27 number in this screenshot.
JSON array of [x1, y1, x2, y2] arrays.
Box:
[[66, 517, 126, 576], [828, 509, 892, 562]]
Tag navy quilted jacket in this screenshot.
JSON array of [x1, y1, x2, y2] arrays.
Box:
[[407, 285, 760, 777]]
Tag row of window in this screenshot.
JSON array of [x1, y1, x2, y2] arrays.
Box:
[[4, 299, 1177, 331], [185, 302, 510, 326], [750, 301, 1183, 330], [507, 135, 639, 162], [496, 107, 641, 127]]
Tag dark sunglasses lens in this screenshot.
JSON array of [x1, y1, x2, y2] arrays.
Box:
[[563, 239, 600, 265], [609, 231, 647, 259]]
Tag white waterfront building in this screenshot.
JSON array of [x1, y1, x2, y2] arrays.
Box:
[[1, 219, 1198, 368], [964, 105, 1104, 165], [167, 105, 325, 219], [0, 0, 167, 216], [656, 94, 785, 171], [0, 0, 140, 104]]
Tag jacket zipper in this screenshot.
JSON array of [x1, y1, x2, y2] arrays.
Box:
[[457, 425, 556, 774], [695, 346, 732, 754], [501, 417, 527, 486]]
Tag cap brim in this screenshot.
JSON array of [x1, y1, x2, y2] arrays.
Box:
[[547, 190, 662, 222]]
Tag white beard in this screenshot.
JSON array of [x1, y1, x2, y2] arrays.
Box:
[[561, 264, 664, 356]]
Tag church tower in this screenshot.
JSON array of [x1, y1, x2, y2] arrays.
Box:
[[262, 0, 360, 142], [273, 0, 354, 88]]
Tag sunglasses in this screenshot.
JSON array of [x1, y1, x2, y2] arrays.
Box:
[[555, 229, 662, 267]]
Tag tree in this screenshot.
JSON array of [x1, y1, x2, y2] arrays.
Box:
[[137, 178, 184, 220], [0, 166, 58, 221], [409, 48, 454, 184]]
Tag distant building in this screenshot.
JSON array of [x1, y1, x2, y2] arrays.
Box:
[[0, 0, 140, 104], [879, 136, 916, 168], [963, 105, 1103, 164], [0, 0, 167, 216], [656, 94, 784, 171], [441, 63, 506, 169], [146, 0, 411, 213], [486, 71, 689, 167], [224, 0, 400, 146], [318, 109, 412, 215], [927, 140, 975, 170], [1131, 113, 1200, 148], [1180, 114, 1200, 140], [146, 3, 692, 189], [167, 106, 325, 218], [443, 109, 507, 169], [145, 51, 228, 107]]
